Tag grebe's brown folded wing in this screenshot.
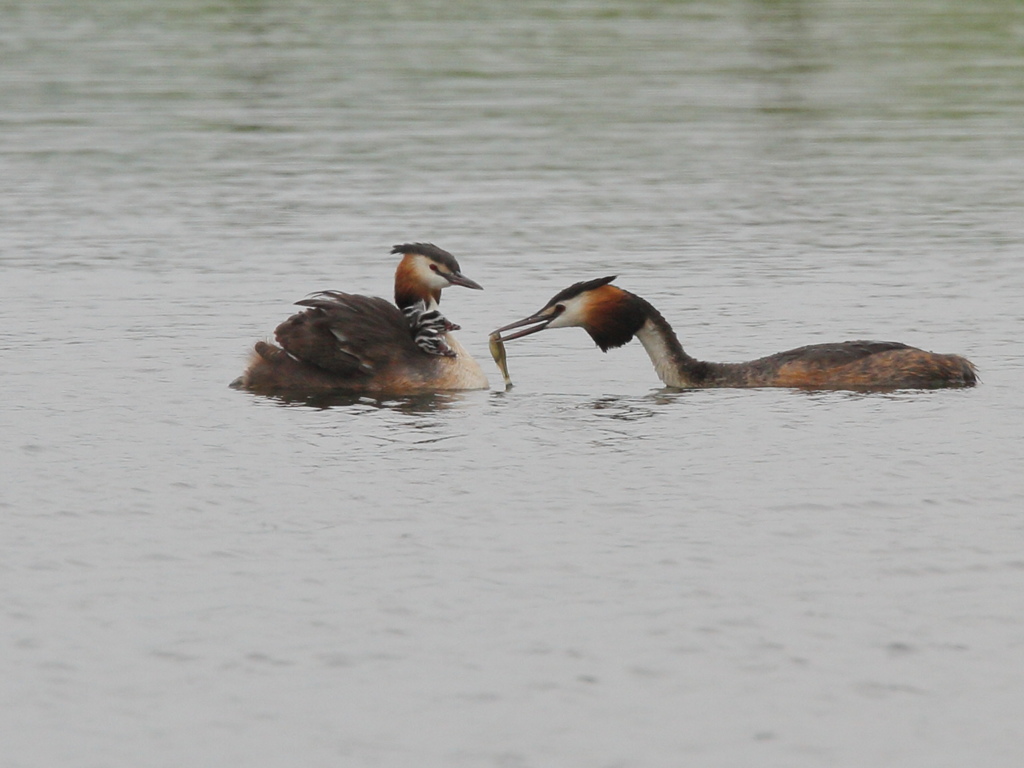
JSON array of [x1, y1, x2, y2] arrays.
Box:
[[276, 291, 420, 376], [741, 340, 976, 389], [751, 340, 913, 368]]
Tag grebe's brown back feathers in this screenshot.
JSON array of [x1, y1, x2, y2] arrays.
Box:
[[278, 292, 415, 375], [714, 341, 977, 389], [239, 290, 489, 395]]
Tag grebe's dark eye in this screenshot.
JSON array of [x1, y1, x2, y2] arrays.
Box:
[[553, 304, 566, 315], [429, 263, 440, 272]]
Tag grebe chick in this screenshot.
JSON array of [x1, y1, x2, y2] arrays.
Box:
[[403, 300, 458, 357], [233, 244, 489, 396], [493, 276, 977, 391]]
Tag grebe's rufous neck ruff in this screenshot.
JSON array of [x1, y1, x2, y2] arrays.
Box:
[[492, 276, 977, 391], [391, 242, 483, 310]]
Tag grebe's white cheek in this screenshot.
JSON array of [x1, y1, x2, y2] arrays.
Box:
[[546, 295, 590, 329], [428, 270, 452, 291], [407, 255, 449, 291], [545, 312, 571, 330]]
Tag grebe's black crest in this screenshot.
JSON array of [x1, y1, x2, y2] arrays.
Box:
[[391, 243, 462, 274], [542, 275, 618, 309]]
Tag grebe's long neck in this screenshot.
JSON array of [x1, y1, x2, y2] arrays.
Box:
[[395, 281, 439, 311], [631, 299, 714, 388]]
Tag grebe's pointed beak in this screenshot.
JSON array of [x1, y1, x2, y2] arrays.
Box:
[[491, 309, 557, 342], [445, 271, 483, 290]]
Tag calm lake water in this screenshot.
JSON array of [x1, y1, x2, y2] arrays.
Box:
[[3, 1, 1024, 766]]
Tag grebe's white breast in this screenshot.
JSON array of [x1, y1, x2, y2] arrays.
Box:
[[439, 333, 489, 390]]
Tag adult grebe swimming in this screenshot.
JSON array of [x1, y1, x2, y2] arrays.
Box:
[[233, 244, 490, 396], [492, 276, 977, 390]]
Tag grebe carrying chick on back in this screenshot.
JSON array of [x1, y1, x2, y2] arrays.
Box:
[[233, 243, 490, 396], [492, 276, 977, 390]]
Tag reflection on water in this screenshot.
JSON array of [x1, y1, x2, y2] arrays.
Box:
[[584, 394, 665, 421], [257, 390, 472, 414]]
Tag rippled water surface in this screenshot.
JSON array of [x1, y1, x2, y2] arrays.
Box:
[[4, 1, 1024, 766]]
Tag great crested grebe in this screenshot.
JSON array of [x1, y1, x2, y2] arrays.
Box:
[[232, 243, 490, 395], [493, 276, 977, 390]]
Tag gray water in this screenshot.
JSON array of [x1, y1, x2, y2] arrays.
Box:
[[3, 1, 1024, 766]]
